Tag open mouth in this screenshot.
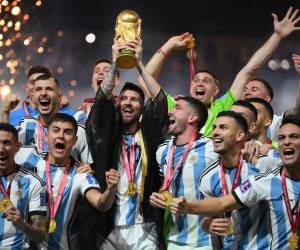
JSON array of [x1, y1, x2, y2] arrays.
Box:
[[195, 88, 205, 97], [39, 98, 51, 108], [169, 117, 175, 125], [123, 107, 133, 114], [283, 148, 295, 156], [213, 137, 223, 145], [0, 156, 8, 161], [55, 142, 66, 153], [96, 78, 104, 86]]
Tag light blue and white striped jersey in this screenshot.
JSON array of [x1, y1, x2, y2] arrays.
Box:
[[15, 146, 100, 250], [268, 113, 283, 141], [0, 165, 46, 249], [16, 115, 93, 164], [199, 154, 281, 250], [233, 166, 300, 250], [156, 135, 219, 247], [114, 133, 144, 226]]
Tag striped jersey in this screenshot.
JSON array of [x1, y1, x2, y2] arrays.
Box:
[[0, 165, 46, 249], [114, 132, 144, 226], [16, 115, 93, 164], [233, 166, 300, 250], [268, 113, 283, 142], [156, 135, 219, 247], [15, 146, 100, 250], [199, 154, 281, 250]]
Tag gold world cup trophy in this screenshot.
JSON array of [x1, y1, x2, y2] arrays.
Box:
[[115, 10, 141, 69]]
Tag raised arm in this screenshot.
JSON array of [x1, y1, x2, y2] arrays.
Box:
[[85, 169, 120, 212], [170, 194, 242, 217], [138, 33, 192, 98], [230, 7, 300, 99], [0, 93, 20, 123], [287, 53, 300, 116]]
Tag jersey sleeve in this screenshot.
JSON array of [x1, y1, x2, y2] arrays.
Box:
[[78, 173, 101, 197], [15, 147, 41, 172], [268, 113, 283, 141], [256, 149, 281, 172], [16, 119, 27, 145], [72, 125, 93, 164], [232, 174, 270, 208], [28, 177, 47, 214]]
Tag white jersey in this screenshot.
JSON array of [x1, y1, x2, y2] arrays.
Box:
[[17, 115, 93, 164], [0, 165, 46, 250], [15, 146, 100, 250], [156, 135, 219, 247], [268, 113, 283, 142], [199, 156, 280, 250], [233, 166, 300, 250], [114, 132, 144, 226]]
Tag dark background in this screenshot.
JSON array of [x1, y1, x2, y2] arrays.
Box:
[[1, 0, 300, 112]]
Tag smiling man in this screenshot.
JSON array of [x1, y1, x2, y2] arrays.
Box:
[[170, 114, 300, 250], [16, 74, 92, 164], [150, 96, 218, 249], [0, 123, 47, 248]]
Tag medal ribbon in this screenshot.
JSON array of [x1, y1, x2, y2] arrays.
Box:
[[46, 159, 70, 220], [189, 48, 195, 84], [282, 168, 300, 234], [121, 135, 136, 183], [22, 101, 30, 117], [38, 117, 44, 151], [0, 173, 15, 198], [161, 133, 197, 191], [220, 155, 243, 217]]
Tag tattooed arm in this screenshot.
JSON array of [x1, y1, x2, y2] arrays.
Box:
[[4, 207, 47, 242], [100, 62, 117, 98]]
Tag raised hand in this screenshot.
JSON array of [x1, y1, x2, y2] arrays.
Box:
[[105, 169, 120, 190], [293, 53, 300, 75], [2, 93, 20, 113], [112, 35, 130, 62], [272, 7, 300, 38], [162, 32, 192, 54], [76, 163, 95, 174]]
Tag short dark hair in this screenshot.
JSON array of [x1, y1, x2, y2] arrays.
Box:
[[27, 65, 51, 79], [250, 77, 274, 101], [34, 74, 60, 87], [48, 113, 78, 134], [233, 100, 258, 121], [0, 123, 18, 141], [120, 82, 145, 104], [194, 69, 219, 86], [177, 96, 208, 130], [217, 111, 248, 134], [247, 97, 274, 119], [94, 58, 112, 67], [280, 115, 300, 129]]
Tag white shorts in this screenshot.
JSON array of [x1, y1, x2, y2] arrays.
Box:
[[100, 223, 159, 250], [167, 241, 213, 250]]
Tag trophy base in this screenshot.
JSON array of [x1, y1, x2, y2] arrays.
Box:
[[116, 49, 137, 69]]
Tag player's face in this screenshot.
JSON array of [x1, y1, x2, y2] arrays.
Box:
[[119, 89, 143, 126], [25, 72, 44, 96], [0, 131, 20, 170], [278, 123, 300, 168], [230, 105, 256, 135], [46, 121, 77, 163], [250, 102, 271, 137], [212, 116, 245, 154], [189, 72, 219, 106], [92, 62, 112, 93], [168, 99, 192, 136], [242, 80, 271, 102], [33, 78, 61, 116]]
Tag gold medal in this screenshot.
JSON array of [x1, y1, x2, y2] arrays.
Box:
[[289, 232, 299, 250], [186, 34, 195, 49], [125, 181, 137, 196], [47, 218, 57, 234], [224, 220, 234, 235], [0, 197, 13, 213], [161, 191, 173, 207]]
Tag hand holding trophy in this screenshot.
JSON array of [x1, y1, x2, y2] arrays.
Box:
[[115, 10, 141, 69]]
